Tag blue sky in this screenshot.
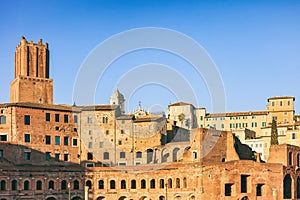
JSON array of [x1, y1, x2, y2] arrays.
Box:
[[0, 0, 300, 113]]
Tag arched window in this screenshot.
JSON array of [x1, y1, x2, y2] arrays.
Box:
[[86, 180, 92, 190], [284, 174, 292, 199], [173, 148, 180, 162], [110, 180, 115, 189], [168, 178, 172, 188], [73, 180, 79, 190], [159, 179, 164, 188], [121, 180, 126, 189], [49, 180, 54, 190], [36, 180, 42, 190], [150, 179, 155, 189], [61, 180, 67, 190], [98, 180, 104, 189], [176, 178, 180, 188], [131, 180, 136, 189], [0, 180, 6, 190], [87, 152, 93, 160], [141, 179, 146, 189], [11, 180, 17, 190], [183, 177, 187, 188], [24, 180, 30, 190]]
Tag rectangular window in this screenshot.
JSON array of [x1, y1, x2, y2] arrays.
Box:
[[104, 152, 109, 160], [24, 134, 30, 143], [88, 142, 92, 148], [74, 115, 78, 123], [272, 102, 275, 106], [64, 154, 69, 161], [280, 101, 283, 106], [46, 135, 51, 144], [0, 134, 7, 141], [89, 130, 92, 135], [0, 116, 6, 124], [292, 133, 296, 139], [64, 115, 68, 123], [120, 152, 126, 158], [45, 113, 51, 121], [55, 136, 60, 145], [225, 183, 233, 196], [262, 122, 266, 127], [288, 101, 290, 106], [24, 115, 30, 125], [72, 138, 78, 146], [241, 175, 248, 193], [64, 136, 69, 146], [0, 150, 3, 158], [200, 116, 203, 121], [88, 116, 92, 123], [55, 153, 60, 161], [55, 114, 60, 122], [99, 142, 103, 148], [118, 140, 122, 145], [45, 152, 51, 160], [136, 152, 142, 158], [24, 152, 31, 160]]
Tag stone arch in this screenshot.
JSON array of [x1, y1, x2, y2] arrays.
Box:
[[71, 196, 83, 200], [46, 197, 57, 200], [86, 180, 92, 190], [118, 196, 127, 200], [159, 196, 165, 200], [188, 194, 195, 200], [284, 174, 292, 199], [172, 147, 180, 162], [96, 197, 105, 200], [139, 196, 147, 200], [241, 196, 249, 200], [161, 148, 169, 163]]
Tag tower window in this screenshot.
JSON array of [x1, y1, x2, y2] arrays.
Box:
[[74, 115, 78, 123], [24, 115, 30, 125], [24, 134, 31, 143]]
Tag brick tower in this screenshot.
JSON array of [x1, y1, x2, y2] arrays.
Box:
[[10, 36, 53, 104]]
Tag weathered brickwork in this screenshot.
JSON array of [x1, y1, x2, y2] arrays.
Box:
[[1, 37, 300, 200]]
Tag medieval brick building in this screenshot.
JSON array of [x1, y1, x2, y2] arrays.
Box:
[[0, 37, 299, 200]]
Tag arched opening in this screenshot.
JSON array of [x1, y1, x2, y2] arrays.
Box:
[[159, 179, 165, 188], [73, 180, 79, 190], [46, 198, 56, 200], [159, 196, 165, 200], [24, 180, 30, 190], [118, 196, 126, 200], [48, 180, 54, 190], [98, 180, 104, 189], [121, 180, 126, 189], [161, 149, 169, 163], [173, 148, 180, 162], [110, 180, 116, 189], [11, 180, 17, 190], [188, 195, 195, 200], [131, 180, 136, 189], [176, 178, 180, 188], [71, 197, 82, 200], [241, 197, 249, 200], [139, 196, 147, 200], [97, 197, 105, 200], [61, 180, 67, 190], [284, 174, 292, 199], [147, 149, 153, 164], [150, 179, 155, 189], [36, 180, 42, 190], [0, 180, 6, 190], [168, 178, 172, 188], [86, 180, 92, 190], [141, 179, 146, 189], [183, 177, 187, 188]]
